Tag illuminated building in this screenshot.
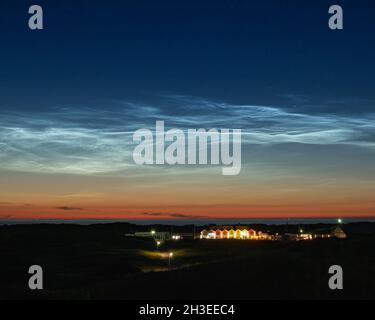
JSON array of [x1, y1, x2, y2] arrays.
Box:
[[240, 229, 249, 239], [200, 227, 260, 240], [222, 229, 229, 239], [199, 225, 347, 241], [228, 229, 235, 239], [235, 229, 241, 239], [200, 230, 209, 239], [207, 230, 216, 239], [313, 226, 347, 239], [215, 229, 223, 239]]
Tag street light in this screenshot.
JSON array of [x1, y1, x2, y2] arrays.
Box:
[[338, 218, 342, 224], [156, 240, 161, 250], [168, 252, 173, 268], [151, 230, 156, 235]]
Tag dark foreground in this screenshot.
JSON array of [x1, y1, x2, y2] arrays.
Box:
[[1, 222, 375, 300]]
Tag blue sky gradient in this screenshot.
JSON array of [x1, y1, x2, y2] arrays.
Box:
[[0, 0, 374, 219]]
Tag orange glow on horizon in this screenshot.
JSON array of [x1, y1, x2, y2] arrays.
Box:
[[1, 171, 375, 221], [1, 203, 375, 220]]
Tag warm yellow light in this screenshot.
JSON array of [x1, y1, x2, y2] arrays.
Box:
[[151, 230, 156, 235], [156, 241, 161, 246], [169, 252, 173, 257]]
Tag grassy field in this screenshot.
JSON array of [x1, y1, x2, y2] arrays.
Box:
[[0, 223, 375, 299]]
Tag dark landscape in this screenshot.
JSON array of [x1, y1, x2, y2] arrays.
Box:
[[1, 222, 375, 300]]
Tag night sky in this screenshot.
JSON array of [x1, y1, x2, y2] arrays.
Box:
[[0, 0, 374, 219]]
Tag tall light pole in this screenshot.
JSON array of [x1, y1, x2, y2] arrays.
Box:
[[156, 240, 161, 251], [168, 252, 173, 268]]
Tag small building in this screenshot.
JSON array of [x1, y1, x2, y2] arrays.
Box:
[[215, 229, 223, 239], [228, 229, 236, 239], [222, 229, 229, 239], [331, 226, 347, 239], [240, 229, 249, 239], [248, 228, 256, 238], [235, 229, 241, 239], [207, 230, 216, 239], [200, 229, 209, 239]]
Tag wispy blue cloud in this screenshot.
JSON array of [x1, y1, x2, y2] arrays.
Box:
[[0, 95, 374, 175]]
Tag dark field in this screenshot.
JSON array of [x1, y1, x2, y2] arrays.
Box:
[[1, 223, 375, 300]]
